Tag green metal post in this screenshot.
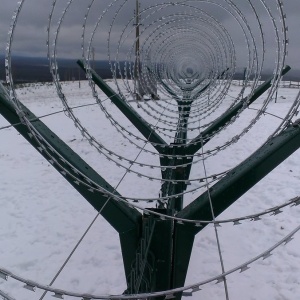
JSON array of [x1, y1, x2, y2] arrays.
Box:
[[2, 60, 293, 300], [77, 60, 167, 154], [171, 122, 300, 292], [78, 62, 289, 297], [162, 69, 228, 212], [186, 65, 291, 155], [181, 66, 291, 184], [0, 83, 141, 282], [163, 99, 192, 212]]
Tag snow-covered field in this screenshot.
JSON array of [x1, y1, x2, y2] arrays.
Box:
[[0, 80, 300, 300]]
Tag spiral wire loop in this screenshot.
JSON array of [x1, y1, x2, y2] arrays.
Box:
[[1, 0, 300, 299]]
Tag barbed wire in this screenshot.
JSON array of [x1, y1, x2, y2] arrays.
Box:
[[2, 0, 297, 238], [0, 223, 299, 299], [3, 0, 295, 228], [1, 0, 299, 299]]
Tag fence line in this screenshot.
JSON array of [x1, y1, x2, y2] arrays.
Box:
[[232, 80, 300, 88]]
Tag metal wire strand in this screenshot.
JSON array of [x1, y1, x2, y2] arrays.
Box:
[[200, 136, 230, 300], [38, 95, 171, 300]]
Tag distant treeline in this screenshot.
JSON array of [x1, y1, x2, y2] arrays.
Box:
[[0, 56, 299, 83], [0, 56, 114, 83]]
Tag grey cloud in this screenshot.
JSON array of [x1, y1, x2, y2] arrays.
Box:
[[0, 0, 299, 70]]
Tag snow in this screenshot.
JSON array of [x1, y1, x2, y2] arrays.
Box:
[[0, 80, 300, 300]]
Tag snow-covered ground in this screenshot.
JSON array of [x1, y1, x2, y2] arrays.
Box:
[[0, 81, 300, 300]]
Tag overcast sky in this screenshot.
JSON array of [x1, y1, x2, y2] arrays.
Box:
[[0, 0, 299, 71]]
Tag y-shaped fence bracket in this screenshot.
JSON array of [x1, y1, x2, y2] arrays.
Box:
[[0, 83, 141, 286], [0, 63, 295, 299]]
